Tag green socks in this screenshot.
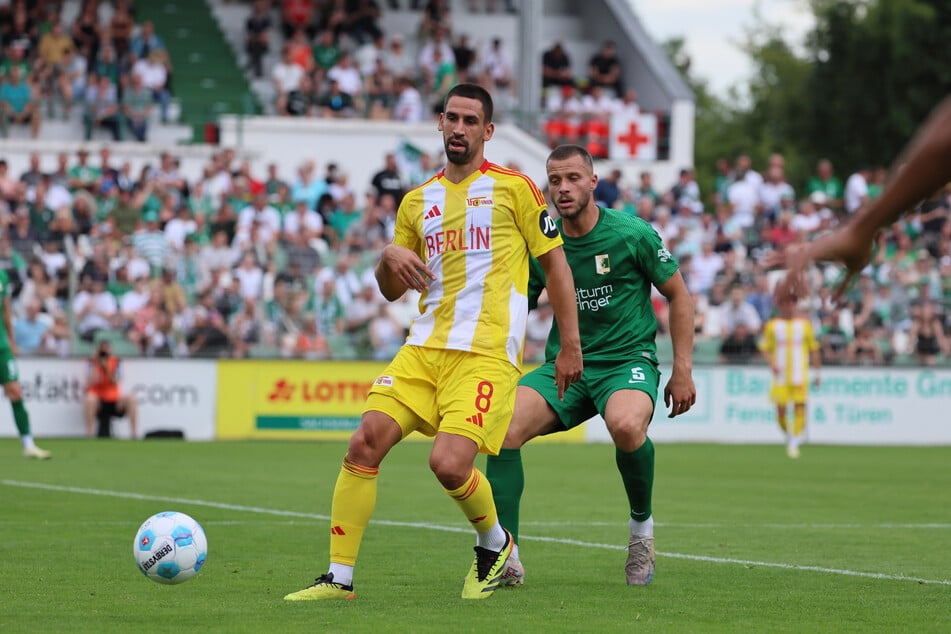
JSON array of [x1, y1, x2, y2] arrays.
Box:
[[11, 400, 30, 437], [616, 437, 654, 521], [485, 448, 524, 544]]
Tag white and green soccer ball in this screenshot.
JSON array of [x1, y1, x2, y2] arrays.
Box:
[[134, 511, 207, 584]]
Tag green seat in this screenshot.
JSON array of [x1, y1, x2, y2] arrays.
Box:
[[250, 343, 280, 359]]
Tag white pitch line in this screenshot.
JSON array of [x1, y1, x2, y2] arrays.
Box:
[[4, 479, 950, 587], [521, 521, 951, 530]]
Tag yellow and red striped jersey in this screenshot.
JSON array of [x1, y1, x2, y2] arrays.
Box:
[[393, 160, 562, 368], [760, 317, 818, 386]]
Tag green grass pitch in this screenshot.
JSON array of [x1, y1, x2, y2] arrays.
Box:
[[1, 439, 949, 633]]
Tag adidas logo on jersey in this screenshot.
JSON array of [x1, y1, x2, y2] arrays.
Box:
[[424, 204, 442, 220]]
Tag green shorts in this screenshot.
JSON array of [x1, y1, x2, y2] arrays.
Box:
[[0, 348, 19, 384], [519, 358, 660, 430]]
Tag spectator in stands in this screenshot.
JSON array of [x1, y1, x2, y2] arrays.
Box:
[[272, 41, 305, 115], [368, 302, 404, 360], [805, 158, 844, 213], [593, 168, 621, 208], [633, 170, 659, 204], [364, 56, 396, 119], [909, 301, 948, 366], [84, 339, 139, 438], [73, 273, 118, 342], [371, 153, 406, 205], [131, 21, 165, 61], [0, 65, 40, 138], [292, 315, 330, 360], [383, 34, 412, 79], [847, 325, 885, 366], [71, 4, 102, 65], [418, 27, 454, 82], [228, 297, 262, 358], [392, 75, 424, 123], [287, 26, 315, 74], [479, 37, 515, 96], [84, 74, 121, 141], [122, 71, 152, 142], [132, 49, 171, 124], [109, 2, 135, 60], [343, 0, 383, 45], [318, 78, 357, 118], [281, 0, 318, 39], [542, 41, 573, 89], [118, 274, 151, 331], [419, 0, 452, 43], [245, 0, 272, 79], [758, 164, 794, 223], [311, 29, 341, 87], [845, 166, 871, 214], [818, 309, 850, 365], [325, 52, 364, 111], [718, 285, 762, 338], [451, 33, 477, 83], [588, 40, 623, 96], [719, 322, 759, 364], [13, 299, 49, 356], [186, 296, 231, 358]]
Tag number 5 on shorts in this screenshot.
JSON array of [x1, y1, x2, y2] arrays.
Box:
[[629, 367, 646, 384]]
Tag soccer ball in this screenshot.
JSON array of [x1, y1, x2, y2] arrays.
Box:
[[133, 511, 208, 585]]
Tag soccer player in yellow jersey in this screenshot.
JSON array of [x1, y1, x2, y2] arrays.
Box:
[[759, 294, 821, 458], [284, 83, 583, 602]]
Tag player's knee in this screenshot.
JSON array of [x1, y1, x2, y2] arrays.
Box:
[[5, 383, 22, 401], [609, 419, 649, 453], [346, 417, 398, 466], [428, 452, 469, 490]]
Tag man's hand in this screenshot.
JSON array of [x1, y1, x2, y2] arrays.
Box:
[[663, 368, 696, 419], [553, 343, 582, 401], [379, 244, 435, 293], [769, 226, 874, 304]]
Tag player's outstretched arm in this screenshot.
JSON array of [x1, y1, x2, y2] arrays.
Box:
[[776, 95, 951, 298], [375, 244, 436, 301], [656, 270, 696, 418], [536, 246, 582, 400]]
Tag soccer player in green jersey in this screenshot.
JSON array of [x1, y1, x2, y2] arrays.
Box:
[[0, 269, 50, 459], [486, 145, 696, 586]]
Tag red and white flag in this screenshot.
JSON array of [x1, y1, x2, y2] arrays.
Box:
[[609, 111, 658, 161]]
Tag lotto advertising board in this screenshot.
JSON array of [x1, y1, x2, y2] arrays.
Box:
[[215, 360, 383, 440], [584, 366, 951, 445], [214, 361, 586, 442], [0, 359, 218, 440]]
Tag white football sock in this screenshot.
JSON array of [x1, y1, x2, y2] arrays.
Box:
[[630, 515, 654, 537], [328, 563, 354, 587], [20, 434, 34, 449], [477, 521, 507, 551]]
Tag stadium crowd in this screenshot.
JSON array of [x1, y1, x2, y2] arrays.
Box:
[[1, 141, 949, 368], [0, 1, 947, 367], [0, 0, 172, 141]]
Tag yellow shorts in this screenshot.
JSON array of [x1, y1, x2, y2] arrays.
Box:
[[770, 383, 808, 405], [365, 345, 520, 455]]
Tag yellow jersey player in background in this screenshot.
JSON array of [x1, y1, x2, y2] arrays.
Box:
[[284, 83, 583, 603], [759, 293, 821, 458]]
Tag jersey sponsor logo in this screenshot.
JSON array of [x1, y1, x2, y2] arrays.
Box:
[[576, 284, 613, 312], [539, 209, 559, 238], [595, 254, 611, 274], [466, 196, 493, 207], [657, 247, 672, 263], [424, 225, 492, 258], [628, 367, 647, 383], [374, 375, 394, 387], [424, 204, 442, 220]]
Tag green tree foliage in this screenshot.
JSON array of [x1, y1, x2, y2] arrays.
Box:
[[667, 0, 951, 207]]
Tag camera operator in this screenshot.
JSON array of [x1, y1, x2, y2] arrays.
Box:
[[84, 340, 139, 438]]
